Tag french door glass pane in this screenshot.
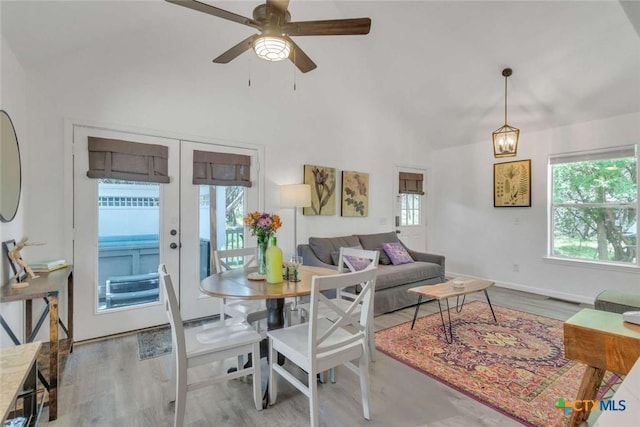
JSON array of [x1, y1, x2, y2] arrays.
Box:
[[97, 180, 160, 311], [199, 185, 245, 279]]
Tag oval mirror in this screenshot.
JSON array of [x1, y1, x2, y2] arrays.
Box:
[[0, 110, 22, 222]]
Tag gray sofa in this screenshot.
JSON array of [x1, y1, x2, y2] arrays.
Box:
[[298, 231, 445, 315]]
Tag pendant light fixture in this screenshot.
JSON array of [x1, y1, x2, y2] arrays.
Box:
[[492, 68, 520, 158]]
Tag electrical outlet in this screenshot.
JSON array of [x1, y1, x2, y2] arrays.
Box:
[[513, 264, 520, 272]]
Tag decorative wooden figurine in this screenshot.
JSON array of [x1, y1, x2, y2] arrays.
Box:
[[8, 237, 43, 288]]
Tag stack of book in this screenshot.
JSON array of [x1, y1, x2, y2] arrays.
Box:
[[29, 259, 68, 272]]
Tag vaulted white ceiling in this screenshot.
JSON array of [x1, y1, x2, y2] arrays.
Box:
[[2, 0, 639, 149]]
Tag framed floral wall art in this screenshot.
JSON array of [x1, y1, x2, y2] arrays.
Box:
[[303, 164, 336, 215], [341, 170, 369, 217], [494, 159, 531, 207]]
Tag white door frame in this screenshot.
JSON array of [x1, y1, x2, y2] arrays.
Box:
[[67, 120, 265, 340], [393, 165, 428, 252]]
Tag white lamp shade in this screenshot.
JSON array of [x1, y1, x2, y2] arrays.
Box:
[[280, 184, 311, 208]]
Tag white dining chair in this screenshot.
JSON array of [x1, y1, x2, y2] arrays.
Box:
[[159, 264, 263, 427], [214, 247, 292, 331], [299, 247, 380, 369], [267, 266, 378, 427]]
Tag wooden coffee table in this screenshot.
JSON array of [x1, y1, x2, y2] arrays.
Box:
[[408, 278, 496, 343]]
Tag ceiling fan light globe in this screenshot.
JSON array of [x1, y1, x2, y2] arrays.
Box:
[[253, 36, 291, 61]]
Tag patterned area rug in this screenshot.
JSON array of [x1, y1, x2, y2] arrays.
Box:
[[375, 301, 617, 427]]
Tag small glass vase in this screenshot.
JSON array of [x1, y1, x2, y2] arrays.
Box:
[[257, 235, 269, 276]]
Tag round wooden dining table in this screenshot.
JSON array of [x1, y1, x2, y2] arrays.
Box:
[[200, 264, 337, 408], [200, 265, 336, 330]]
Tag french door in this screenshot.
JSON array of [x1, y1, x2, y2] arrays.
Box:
[[73, 126, 259, 340]]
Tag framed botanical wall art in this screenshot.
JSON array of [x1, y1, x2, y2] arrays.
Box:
[[341, 170, 369, 217], [494, 159, 531, 207], [303, 164, 336, 215]]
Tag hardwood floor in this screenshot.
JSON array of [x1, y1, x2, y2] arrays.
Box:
[[41, 287, 591, 426]]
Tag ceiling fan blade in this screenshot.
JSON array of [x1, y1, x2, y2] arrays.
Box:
[[165, 0, 261, 30], [213, 34, 260, 63], [282, 18, 371, 36], [286, 37, 317, 73]]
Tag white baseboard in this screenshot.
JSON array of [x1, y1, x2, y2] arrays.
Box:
[[446, 271, 596, 305]]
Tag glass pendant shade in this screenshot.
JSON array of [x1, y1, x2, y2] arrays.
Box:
[[492, 68, 519, 158], [492, 124, 520, 157], [253, 36, 291, 61]]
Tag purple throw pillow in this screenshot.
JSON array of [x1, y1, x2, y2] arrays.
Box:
[[382, 242, 414, 265], [343, 255, 372, 271]]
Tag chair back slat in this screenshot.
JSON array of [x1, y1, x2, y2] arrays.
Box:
[[309, 268, 377, 358], [214, 247, 257, 273], [335, 248, 379, 302]]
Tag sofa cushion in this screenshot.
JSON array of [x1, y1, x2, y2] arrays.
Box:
[[308, 235, 360, 265], [374, 262, 442, 291], [382, 242, 414, 265], [356, 232, 400, 265]]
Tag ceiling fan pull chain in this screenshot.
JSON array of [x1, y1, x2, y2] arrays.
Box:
[[293, 50, 297, 91], [248, 57, 252, 87]]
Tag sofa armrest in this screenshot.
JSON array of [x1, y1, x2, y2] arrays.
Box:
[[298, 244, 339, 270], [407, 249, 445, 280]]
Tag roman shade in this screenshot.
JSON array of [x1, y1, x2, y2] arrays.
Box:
[[87, 137, 169, 183], [193, 150, 252, 187], [399, 172, 424, 195]]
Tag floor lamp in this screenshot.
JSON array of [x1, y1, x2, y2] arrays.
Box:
[[280, 184, 312, 256]]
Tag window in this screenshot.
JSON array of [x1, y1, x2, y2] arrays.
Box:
[[549, 146, 637, 265], [400, 194, 421, 226]]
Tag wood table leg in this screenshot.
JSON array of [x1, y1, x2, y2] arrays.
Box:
[[25, 299, 32, 343], [567, 366, 606, 427], [48, 292, 59, 421]]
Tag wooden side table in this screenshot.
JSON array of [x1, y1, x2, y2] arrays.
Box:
[[0, 266, 73, 421], [564, 308, 640, 427]]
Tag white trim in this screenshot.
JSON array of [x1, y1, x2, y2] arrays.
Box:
[[542, 256, 640, 273], [446, 271, 596, 305]]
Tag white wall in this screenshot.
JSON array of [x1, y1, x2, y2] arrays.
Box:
[[430, 112, 640, 303], [0, 35, 28, 348], [20, 21, 431, 264]]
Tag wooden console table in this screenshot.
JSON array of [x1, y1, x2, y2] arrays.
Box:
[[564, 308, 640, 427], [0, 266, 73, 421], [0, 341, 42, 425]]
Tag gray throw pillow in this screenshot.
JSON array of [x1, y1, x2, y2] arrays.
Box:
[[357, 232, 400, 265]]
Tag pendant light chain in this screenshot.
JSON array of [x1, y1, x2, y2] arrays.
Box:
[[504, 73, 508, 125]]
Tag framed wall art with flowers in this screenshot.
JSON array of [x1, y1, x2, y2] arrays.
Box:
[[494, 159, 531, 207], [341, 170, 369, 217], [303, 164, 336, 216]]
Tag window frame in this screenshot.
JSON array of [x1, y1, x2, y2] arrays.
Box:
[[548, 145, 639, 268]]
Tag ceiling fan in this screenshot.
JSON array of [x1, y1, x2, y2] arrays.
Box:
[[166, 0, 371, 73]]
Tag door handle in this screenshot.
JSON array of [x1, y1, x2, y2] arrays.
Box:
[[395, 230, 401, 234], [170, 242, 178, 249]]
